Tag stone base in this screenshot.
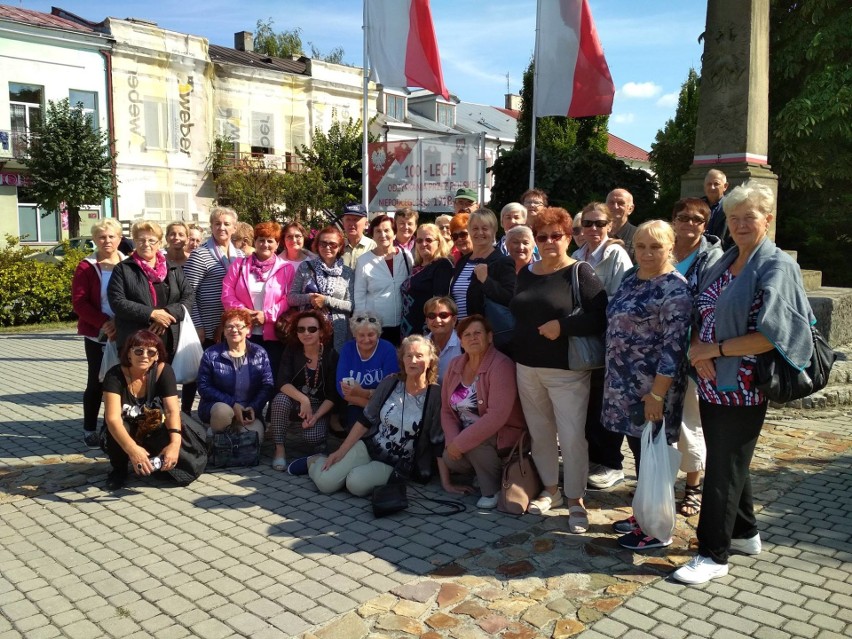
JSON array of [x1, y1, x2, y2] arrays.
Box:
[[801, 270, 823, 292], [808, 287, 852, 348]]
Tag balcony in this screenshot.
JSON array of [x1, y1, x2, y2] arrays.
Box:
[[209, 148, 305, 176], [0, 130, 31, 160]]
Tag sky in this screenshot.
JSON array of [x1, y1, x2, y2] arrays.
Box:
[[23, 0, 707, 151]]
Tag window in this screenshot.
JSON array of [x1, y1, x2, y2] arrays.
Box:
[[143, 98, 179, 151], [69, 90, 99, 132], [437, 103, 454, 127], [385, 95, 406, 120], [143, 191, 192, 221], [17, 188, 59, 243], [9, 82, 43, 156], [251, 111, 274, 155]]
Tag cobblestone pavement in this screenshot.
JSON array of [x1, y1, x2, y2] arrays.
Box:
[[1, 331, 850, 639]]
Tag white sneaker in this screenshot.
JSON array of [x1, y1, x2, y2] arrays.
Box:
[[587, 465, 625, 489], [672, 554, 729, 585], [730, 533, 762, 555], [476, 494, 499, 509], [528, 490, 564, 515]]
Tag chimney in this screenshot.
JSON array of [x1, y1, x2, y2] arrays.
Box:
[[234, 31, 253, 52], [505, 93, 521, 111]]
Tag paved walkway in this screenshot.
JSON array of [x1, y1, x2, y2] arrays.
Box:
[[0, 331, 849, 639]]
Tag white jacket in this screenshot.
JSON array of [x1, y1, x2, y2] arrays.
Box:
[[573, 241, 632, 297], [354, 248, 413, 328]]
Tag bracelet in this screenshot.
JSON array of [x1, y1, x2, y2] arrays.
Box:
[[718, 341, 725, 357], [166, 428, 182, 434], [650, 392, 664, 402]]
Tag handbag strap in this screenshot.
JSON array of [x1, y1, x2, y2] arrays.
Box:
[[570, 262, 582, 313]]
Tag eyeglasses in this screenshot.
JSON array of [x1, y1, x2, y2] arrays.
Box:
[[136, 238, 160, 246], [451, 231, 469, 241], [224, 324, 247, 332], [536, 232, 566, 243], [296, 325, 319, 334], [285, 234, 303, 241], [581, 220, 609, 229], [318, 240, 339, 249], [415, 237, 435, 245], [132, 348, 158, 357], [675, 214, 707, 225], [426, 311, 454, 320], [524, 200, 544, 208], [355, 316, 379, 324]]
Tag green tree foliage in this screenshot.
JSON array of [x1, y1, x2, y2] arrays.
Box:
[[770, 0, 852, 286], [296, 116, 374, 213], [254, 19, 304, 58], [21, 98, 114, 238], [0, 236, 83, 326], [649, 68, 700, 215]]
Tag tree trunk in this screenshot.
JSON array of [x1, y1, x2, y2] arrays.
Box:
[[67, 205, 81, 238]]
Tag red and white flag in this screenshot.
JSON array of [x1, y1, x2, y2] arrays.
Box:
[[534, 0, 614, 118], [365, 0, 449, 99]]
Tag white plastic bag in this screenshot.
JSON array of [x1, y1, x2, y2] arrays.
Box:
[[172, 306, 203, 384], [632, 420, 682, 542], [98, 340, 119, 382]]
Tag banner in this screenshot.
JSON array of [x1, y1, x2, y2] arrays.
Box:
[[368, 134, 481, 213]]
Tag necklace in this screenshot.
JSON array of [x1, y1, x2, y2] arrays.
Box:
[[303, 344, 323, 389]]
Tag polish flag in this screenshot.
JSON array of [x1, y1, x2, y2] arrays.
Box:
[[534, 0, 615, 118], [365, 0, 449, 99]]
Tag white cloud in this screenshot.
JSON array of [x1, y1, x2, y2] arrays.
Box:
[[612, 113, 635, 124], [656, 92, 679, 108], [619, 82, 663, 99]]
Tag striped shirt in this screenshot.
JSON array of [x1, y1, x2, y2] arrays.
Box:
[[183, 239, 244, 340]]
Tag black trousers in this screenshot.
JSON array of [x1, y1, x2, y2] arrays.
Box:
[[586, 368, 625, 470], [696, 399, 767, 563], [83, 339, 105, 431], [181, 338, 216, 414]]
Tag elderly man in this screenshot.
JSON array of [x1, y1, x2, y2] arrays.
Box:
[[703, 169, 731, 248], [340, 203, 376, 269], [606, 188, 637, 256], [520, 188, 548, 223], [453, 187, 478, 214]]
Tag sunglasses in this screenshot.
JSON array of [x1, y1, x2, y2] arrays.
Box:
[[415, 238, 436, 245], [224, 324, 247, 332], [675, 213, 707, 224], [132, 348, 158, 357], [581, 220, 609, 228], [536, 232, 566, 243], [318, 240, 339, 249], [451, 231, 469, 241], [296, 325, 319, 334], [426, 311, 454, 320], [355, 316, 379, 324]]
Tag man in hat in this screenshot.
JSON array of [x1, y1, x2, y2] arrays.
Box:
[[340, 203, 376, 269], [453, 188, 478, 214]]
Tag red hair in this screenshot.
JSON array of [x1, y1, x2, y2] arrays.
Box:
[[287, 310, 333, 347], [311, 226, 345, 257], [531, 206, 573, 237]]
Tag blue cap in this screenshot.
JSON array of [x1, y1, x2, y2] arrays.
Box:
[[342, 203, 368, 217]]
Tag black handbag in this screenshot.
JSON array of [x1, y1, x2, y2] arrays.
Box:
[[371, 470, 408, 517], [755, 326, 837, 403], [210, 429, 261, 468]]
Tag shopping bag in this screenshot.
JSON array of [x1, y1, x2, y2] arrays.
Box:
[[98, 340, 119, 382], [172, 306, 203, 384], [632, 420, 681, 541]]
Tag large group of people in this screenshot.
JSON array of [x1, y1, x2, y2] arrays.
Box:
[[71, 174, 815, 587]]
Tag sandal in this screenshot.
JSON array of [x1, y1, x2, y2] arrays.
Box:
[[271, 457, 287, 472], [679, 483, 702, 517], [567, 505, 589, 534]]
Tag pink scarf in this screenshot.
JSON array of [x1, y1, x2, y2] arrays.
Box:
[[131, 250, 168, 306], [249, 254, 276, 282]]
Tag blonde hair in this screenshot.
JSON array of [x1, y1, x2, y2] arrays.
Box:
[[469, 208, 498, 236], [91, 218, 123, 237], [435, 214, 452, 227], [635, 220, 675, 249], [414, 223, 450, 265], [209, 206, 238, 225], [131, 220, 164, 242], [397, 335, 439, 385]]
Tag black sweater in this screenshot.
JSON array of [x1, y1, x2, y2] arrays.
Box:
[[510, 261, 607, 370], [450, 249, 516, 317]]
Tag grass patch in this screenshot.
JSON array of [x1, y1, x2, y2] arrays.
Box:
[[0, 321, 76, 335]]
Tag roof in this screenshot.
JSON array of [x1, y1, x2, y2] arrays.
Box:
[[208, 44, 308, 75], [0, 5, 96, 33], [606, 133, 649, 162], [454, 102, 517, 140], [495, 107, 521, 119]]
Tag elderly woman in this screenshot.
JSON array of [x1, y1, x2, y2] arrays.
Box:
[[441, 315, 526, 507], [450, 208, 516, 321], [336, 311, 400, 430], [310, 335, 443, 496], [182, 206, 244, 412], [400, 223, 453, 337], [197, 308, 274, 444], [572, 214, 586, 251], [233, 221, 255, 256], [671, 198, 724, 517], [435, 214, 452, 243], [673, 182, 815, 584], [393, 207, 418, 253], [269, 310, 339, 470], [498, 202, 528, 256], [72, 218, 125, 447], [288, 226, 354, 353], [354, 214, 413, 346], [424, 296, 462, 384], [280, 221, 315, 267], [572, 202, 633, 297], [510, 207, 608, 533], [222, 221, 295, 376], [108, 220, 193, 358], [186, 224, 204, 253], [603, 220, 693, 550], [102, 330, 206, 490], [448, 212, 471, 264], [505, 225, 535, 273], [164, 221, 190, 268]]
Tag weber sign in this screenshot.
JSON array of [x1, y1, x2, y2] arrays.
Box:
[[368, 134, 483, 212]]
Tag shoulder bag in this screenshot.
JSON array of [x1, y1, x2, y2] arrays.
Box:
[[755, 325, 837, 403], [567, 263, 605, 370], [497, 430, 542, 515], [210, 427, 260, 468]]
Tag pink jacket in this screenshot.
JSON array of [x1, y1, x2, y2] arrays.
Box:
[[441, 345, 526, 454], [222, 256, 295, 341]]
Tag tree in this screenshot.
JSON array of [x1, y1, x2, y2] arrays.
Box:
[[254, 19, 304, 58], [22, 98, 114, 238], [296, 116, 375, 213], [649, 68, 700, 215]]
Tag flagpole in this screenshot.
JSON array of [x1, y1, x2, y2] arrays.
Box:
[[529, 0, 542, 189], [362, 0, 370, 211]]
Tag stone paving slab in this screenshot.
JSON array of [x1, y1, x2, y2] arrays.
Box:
[[1, 331, 851, 639]]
